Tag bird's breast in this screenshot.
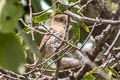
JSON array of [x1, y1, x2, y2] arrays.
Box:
[[43, 31, 65, 58]]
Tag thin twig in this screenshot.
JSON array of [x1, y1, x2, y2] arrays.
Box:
[[19, 19, 47, 35], [69, 0, 81, 8], [54, 57, 60, 80], [112, 51, 120, 69], [29, 0, 38, 65], [1, 74, 18, 80], [77, 0, 93, 13], [32, 1, 57, 16], [104, 43, 120, 69], [104, 30, 120, 55], [0, 67, 26, 80], [33, 7, 52, 16], [29, 0, 35, 41]]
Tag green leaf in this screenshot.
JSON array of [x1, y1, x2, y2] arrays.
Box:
[[70, 24, 80, 43], [83, 74, 94, 80], [91, 67, 100, 73], [43, 0, 52, 7], [0, 0, 23, 33], [34, 32, 43, 46], [33, 12, 51, 23], [0, 33, 25, 73], [107, 66, 119, 78], [79, 21, 90, 32]]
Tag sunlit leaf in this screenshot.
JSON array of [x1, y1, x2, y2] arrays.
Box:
[[83, 74, 94, 80], [91, 67, 100, 73], [0, 0, 23, 33], [79, 21, 90, 32], [104, 67, 112, 79], [47, 59, 56, 70], [107, 66, 119, 78]]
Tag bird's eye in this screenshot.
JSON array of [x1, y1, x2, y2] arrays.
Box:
[[59, 18, 64, 21]]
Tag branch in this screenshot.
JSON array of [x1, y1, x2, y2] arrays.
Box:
[[0, 67, 26, 80], [64, 10, 120, 24]]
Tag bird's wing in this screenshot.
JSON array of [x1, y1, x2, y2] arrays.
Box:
[[39, 28, 54, 51]]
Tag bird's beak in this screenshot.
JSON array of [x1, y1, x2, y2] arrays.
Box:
[[70, 19, 77, 25]]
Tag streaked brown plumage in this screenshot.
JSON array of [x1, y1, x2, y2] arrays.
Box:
[[39, 14, 69, 60]]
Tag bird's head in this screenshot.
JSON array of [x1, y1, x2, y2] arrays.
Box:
[[51, 14, 76, 31], [52, 14, 68, 26]]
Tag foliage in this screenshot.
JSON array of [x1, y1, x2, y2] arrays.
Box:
[[0, 0, 25, 73]]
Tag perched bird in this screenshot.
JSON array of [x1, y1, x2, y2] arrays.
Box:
[[39, 14, 73, 62]]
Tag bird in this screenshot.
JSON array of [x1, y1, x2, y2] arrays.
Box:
[[39, 14, 73, 63]]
